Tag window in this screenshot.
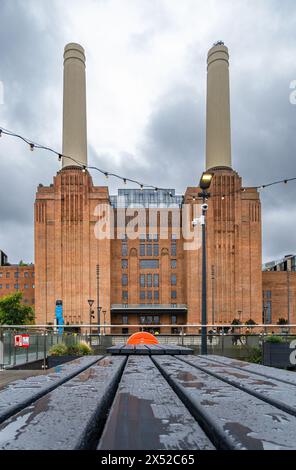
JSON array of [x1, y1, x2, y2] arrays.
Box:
[[140, 316, 146, 325], [122, 328, 129, 334], [266, 290, 272, 299], [24, 272, 29, 278], [121, 242, 128, 257], [153, 244, 159, 256], [6, 284, 10, 289], [122, 315, 128, 325], [140, 244, 145, 256], [152, 234, 158, 241], [24, 284, 29, 289], [6, 272, 10, 278], [171, 315, 177, 324], [171, 290, 177, 299], [32, 284, 35, 289], [171, 243, 177, 256], [171, 274, 177, 286], [14, 284, 19, 289], [171, 233, 177, 240], [140, 260, 159, 269], [0, 284, 2, 289], [122, 274, 128, 287], [147, 274, 152, 288], [122, 260, 128, 269], [140, 274, 145, 288], [140, 291, 145, 300], [154, 291, 159, 301], [0, 273, 2, 278], [153, 274, 159, 287], [14, 272, 19, 278], [153, 315, 160, 324], [146, 244, 152, 256], [147, 291, 152, 300], [122, 291, 128, 301], [171, 259, 177, 269]]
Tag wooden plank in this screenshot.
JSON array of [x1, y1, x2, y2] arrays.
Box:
[[207, 355, 296, 387], [180, 355, 296, 417], [0, 356, 126, 450], [134, 344, 150, 355], [120, 345, 135, 355], [157, 345, 193, 355], [0, 356, 102, 424], [144, 344, 165, 355], [98, 356, 214, 450], [107, 344, 125, 354], [152, 355, 296, 450]]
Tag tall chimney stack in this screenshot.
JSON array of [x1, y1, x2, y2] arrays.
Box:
[[62, 43, 87, 168], [206, 42, 232, 170]]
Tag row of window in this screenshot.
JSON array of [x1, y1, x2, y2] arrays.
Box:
[[140, 274, 159, 288], [122, 259, 177, 269], [122, 290, 177, 301], [0, 284, 35, 289], [122, 273, 177, 287], [121, 314, 178, 325], [122, 242, 177, 257], [0, 271, 35, 279], [140, 244, 159, 257]]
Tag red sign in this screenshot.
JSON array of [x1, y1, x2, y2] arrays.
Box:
[[14, 334, 30, 348]]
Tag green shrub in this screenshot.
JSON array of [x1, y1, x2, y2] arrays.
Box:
[[49, 341, 93, 356], [48, 343, 68, 356], [265, 335, 284, 344], [247, 346, 262, 364], [77, 341, 93, 355], [67, 341, 93, 356]]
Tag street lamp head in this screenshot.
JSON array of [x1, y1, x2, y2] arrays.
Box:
[[88, 299, 94, 307], [199, 172, 214, 191]]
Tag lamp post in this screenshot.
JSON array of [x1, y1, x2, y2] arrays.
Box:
[[198, 172, 213, 355], [87, 299, 94, 341]]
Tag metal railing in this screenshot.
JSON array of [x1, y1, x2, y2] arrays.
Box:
[[0, 324, 295, 369]]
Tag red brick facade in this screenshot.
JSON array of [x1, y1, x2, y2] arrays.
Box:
[[0, 265, 35, 307], [34, 166, 263, 331]]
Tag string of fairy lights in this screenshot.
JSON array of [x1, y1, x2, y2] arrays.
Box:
[[1, 125, 296, 201]]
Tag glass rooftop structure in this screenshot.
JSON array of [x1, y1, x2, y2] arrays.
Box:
[[110, 189, 184, 208]]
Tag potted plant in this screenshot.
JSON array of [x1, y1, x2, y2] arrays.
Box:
[[263, 334, 294, 368], [47, 341, 93, 368]]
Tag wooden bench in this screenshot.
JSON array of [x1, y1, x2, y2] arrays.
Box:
[[0, 354, 296, 450]]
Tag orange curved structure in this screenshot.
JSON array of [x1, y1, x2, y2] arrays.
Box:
[[127, 332, 159, 345]]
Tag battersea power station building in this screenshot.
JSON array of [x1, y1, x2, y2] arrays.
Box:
[[34, 42, 262, 332]]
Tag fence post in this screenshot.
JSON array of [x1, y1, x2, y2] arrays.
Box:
[[181, 326, 184, 346], [36, 335, 39, 360], [0, 329, 4, 370], [43, 332, 47, 370]]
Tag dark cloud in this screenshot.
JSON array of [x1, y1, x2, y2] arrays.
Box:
[[0, 0, 296, 265]]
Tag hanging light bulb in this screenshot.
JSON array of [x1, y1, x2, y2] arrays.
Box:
[[58, 154, 62, 161], [123, 178, 127, 184], [82, 165, 86, 173], [140, 184, 144, 191], [154, 187, 158, 192], [29, 143, 34, 151], [105, 172, 109, 179], [0, 129, 2, 138]]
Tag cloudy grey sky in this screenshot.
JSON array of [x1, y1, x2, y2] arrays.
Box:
[[0, 0, 295, 264]]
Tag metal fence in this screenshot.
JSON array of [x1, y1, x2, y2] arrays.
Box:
[[0, 324, 296, 369]]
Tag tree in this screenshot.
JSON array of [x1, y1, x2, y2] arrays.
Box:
[[245, 319, 257, 326], [0, 293, 34, 325]]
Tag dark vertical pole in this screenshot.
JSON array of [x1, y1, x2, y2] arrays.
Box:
[[201, 195, 208, 355], [96, 265, 100, 335]]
